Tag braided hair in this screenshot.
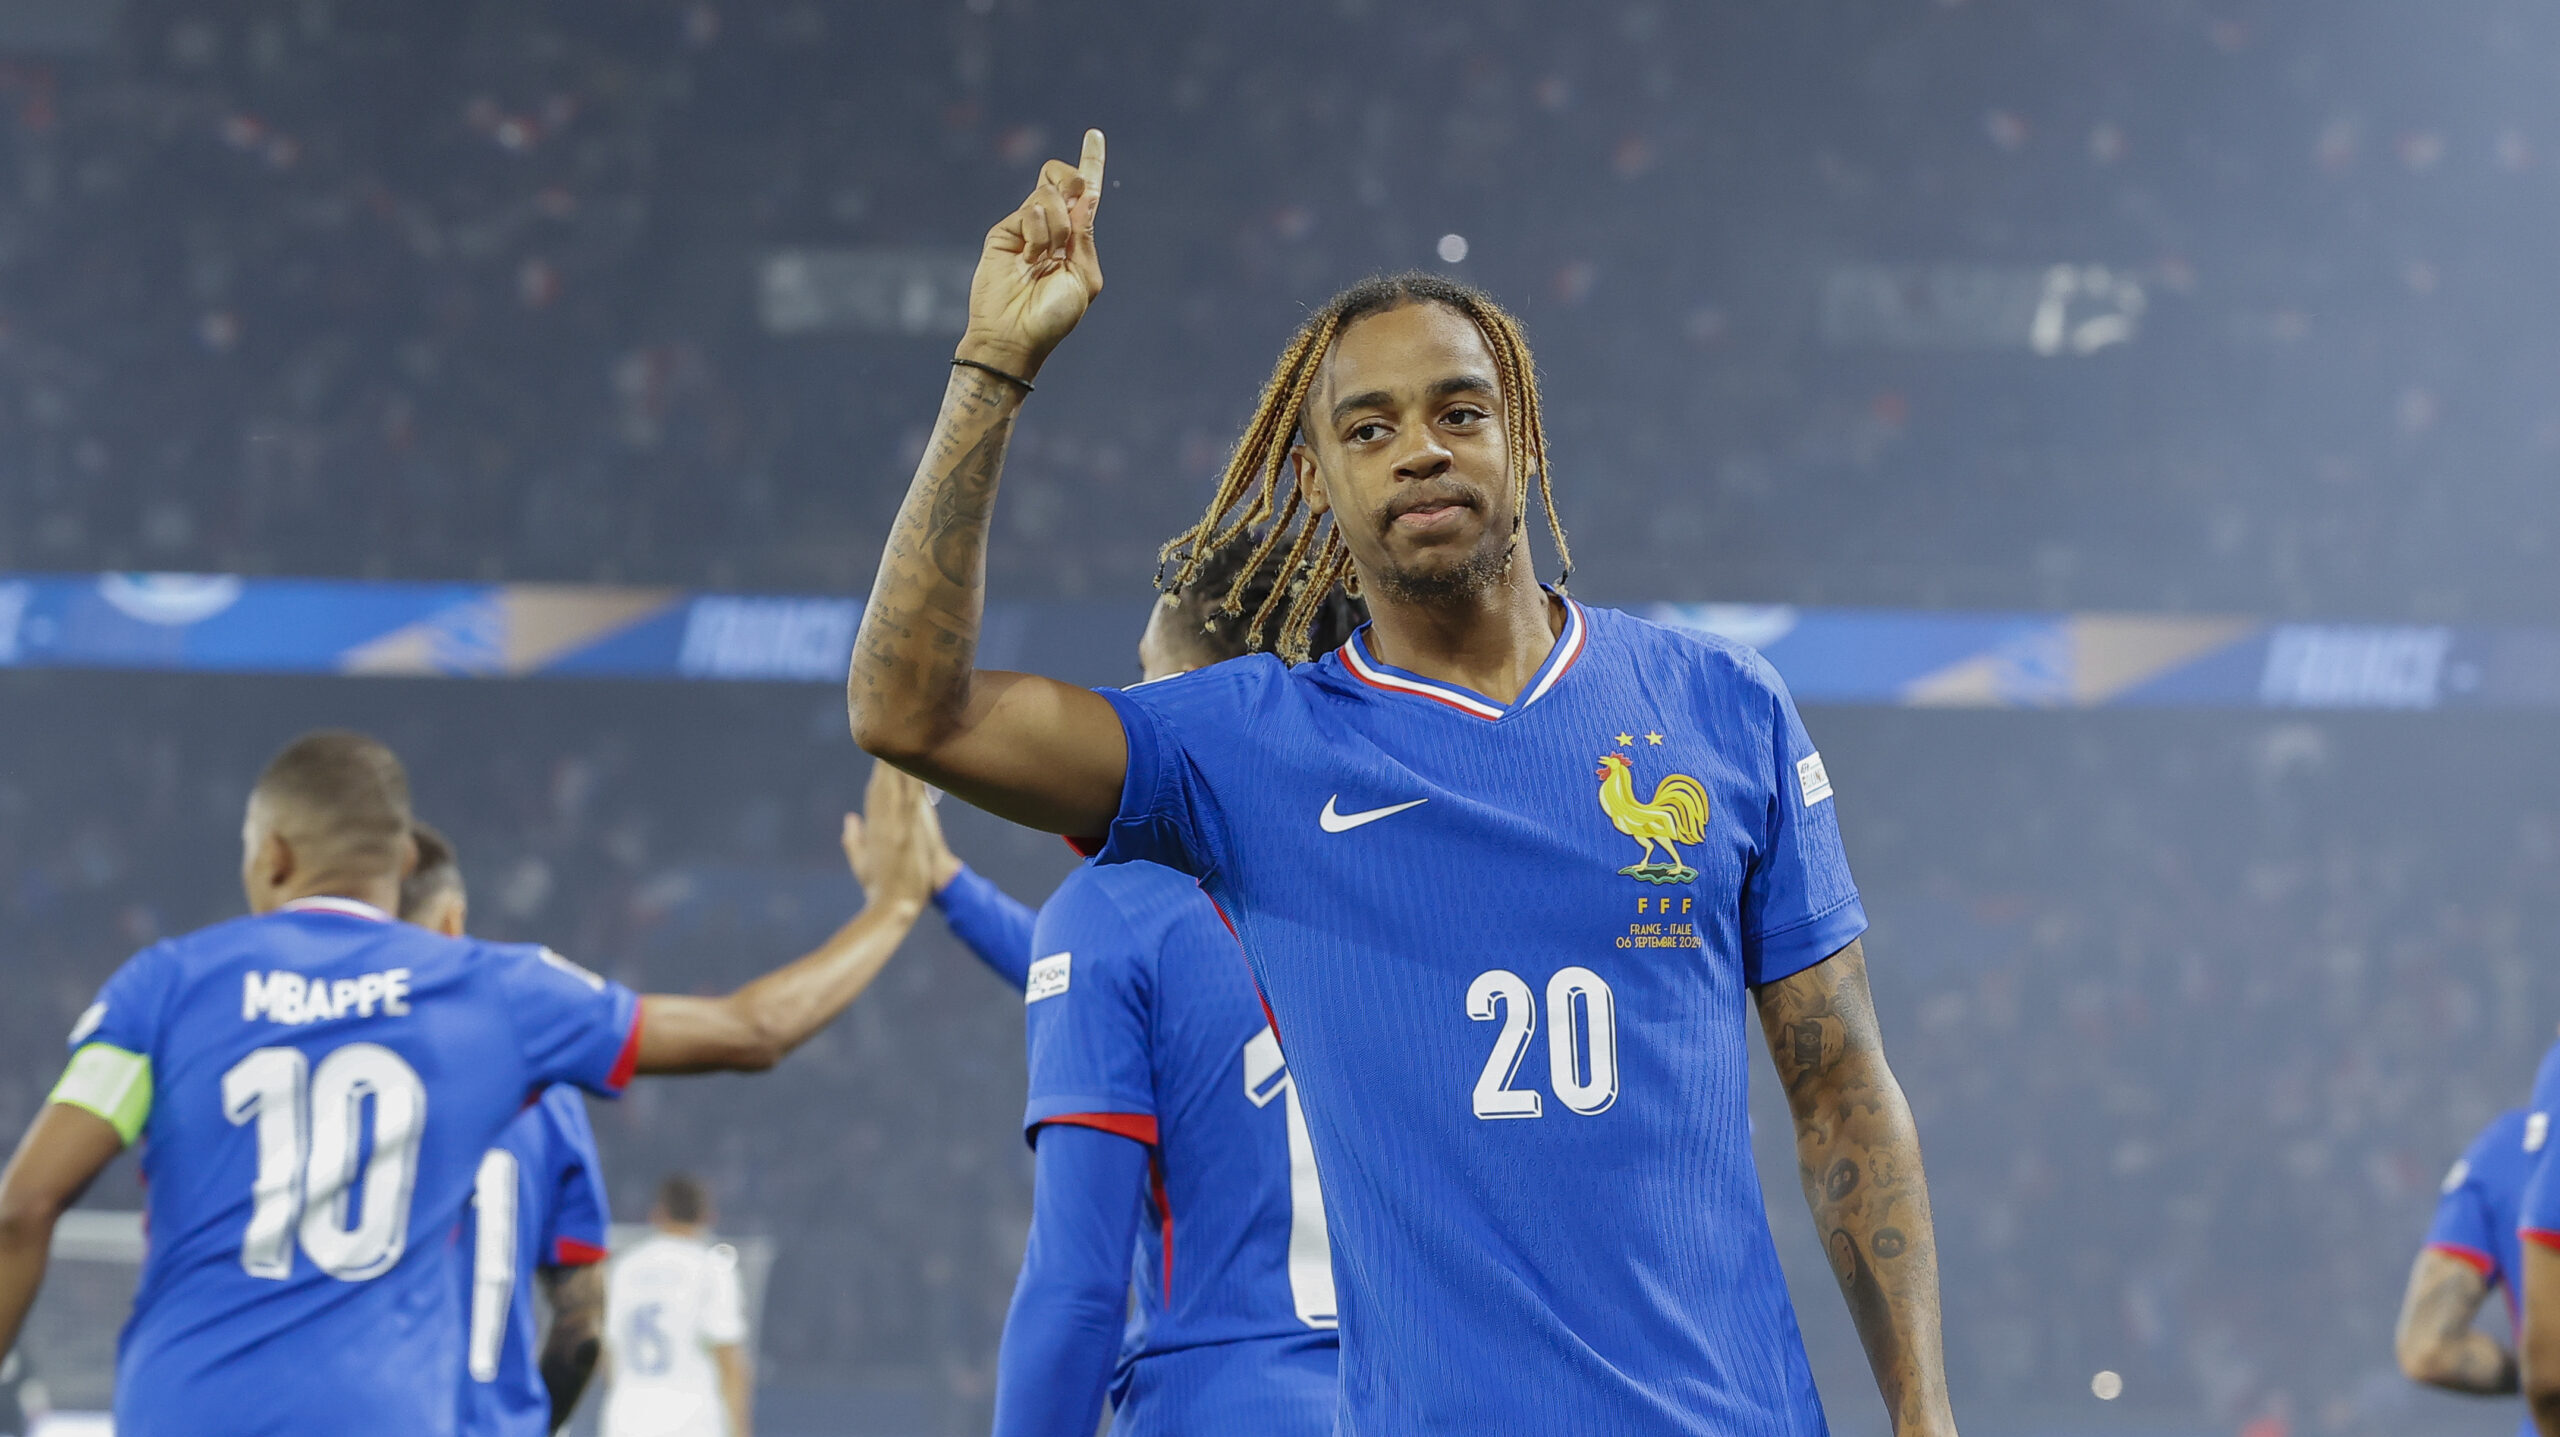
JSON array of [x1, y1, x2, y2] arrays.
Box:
[[1157, 271, 1571, 663]]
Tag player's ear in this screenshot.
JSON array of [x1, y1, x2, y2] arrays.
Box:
[[436, 895, 468, 939], [259, 830, 296, 892], [1293, 442, 1330, 516]]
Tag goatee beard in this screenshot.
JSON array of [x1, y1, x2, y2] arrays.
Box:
[[1372, 538, 1514, 604]]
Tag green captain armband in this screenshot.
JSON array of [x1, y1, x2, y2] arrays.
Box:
[[51, 1043, 152, 1145]]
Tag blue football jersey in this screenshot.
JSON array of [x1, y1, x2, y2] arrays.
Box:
[[1092, 598, 1867, 1436], [2425, 1109, 2530, 1320], [2520, 1044, 2560, 1273], [460, 1085, 612, 1437], [1023, 860, 1339, 1437], [65, 896, 639, 1437]]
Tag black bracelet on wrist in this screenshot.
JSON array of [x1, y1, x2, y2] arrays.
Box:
[[951, 357, 1034, 393]]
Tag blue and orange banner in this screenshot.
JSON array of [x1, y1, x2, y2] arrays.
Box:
[[0, 572, 2545, 711]]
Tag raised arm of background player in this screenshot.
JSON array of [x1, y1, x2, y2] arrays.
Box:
[[845, 130, 1131, 834], [1757, 943, 1959, 1437], [622, 760, 938, 1074], [857, 790, 1036, 991], [0, 763, 941, 1358]]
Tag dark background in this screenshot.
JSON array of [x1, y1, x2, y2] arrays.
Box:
[[5, 3, 2560, 1434]]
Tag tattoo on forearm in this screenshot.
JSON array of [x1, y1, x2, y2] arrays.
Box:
[[1827, 1226, 1903, 1379], [1757, 941, 1953, 1433], [1824, 1157, 1860, 1201], [925, 421, 1011, 589], [2399, 1254, 2516, 1394], [848, 370, 1022, 731]]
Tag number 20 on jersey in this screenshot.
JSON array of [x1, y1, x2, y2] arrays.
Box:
[[1468, 967, 1617, 1119]]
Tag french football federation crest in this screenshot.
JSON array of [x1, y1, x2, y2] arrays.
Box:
[[1596, 751, 1709, 885]]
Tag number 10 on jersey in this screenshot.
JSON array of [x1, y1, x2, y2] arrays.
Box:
[[1468, 967, 1618, 1119]]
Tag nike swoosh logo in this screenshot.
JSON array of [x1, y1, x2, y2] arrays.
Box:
[[1319, 796, 1428, 833]]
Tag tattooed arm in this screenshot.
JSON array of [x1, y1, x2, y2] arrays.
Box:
[[2395, 1247, 2514, 1393], [1755, 940, 1958, 1437], [846, 130, 1128, 836], [2522, 1241, 2560, 1432]]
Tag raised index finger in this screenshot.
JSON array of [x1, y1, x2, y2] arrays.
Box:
[[1077, 129, 1106, 215]]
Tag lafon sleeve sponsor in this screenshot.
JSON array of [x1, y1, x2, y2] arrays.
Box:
[[1736, 654, 1869, 987]]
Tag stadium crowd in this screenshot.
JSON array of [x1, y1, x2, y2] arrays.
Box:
[[1, 673, 2552, 1437], [0, 2, 2547, 619], [1, 2, 2557, 1435]]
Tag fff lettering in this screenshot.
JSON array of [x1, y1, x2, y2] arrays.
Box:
[[1634, 897, 1692, 915]]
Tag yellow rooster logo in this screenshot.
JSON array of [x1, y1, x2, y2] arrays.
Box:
[[1596, 752, 1710, 885]]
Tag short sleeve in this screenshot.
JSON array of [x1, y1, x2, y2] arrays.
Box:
[[68, 944, 174, 1059], [2424, 1166, 2499, 1280], [2524, 1051, 2560, 1247], [494, 945, 642, 1097], [540, 1090, 612, 1267], [1089, 662, 1276, 881], [1738, 658, 1869, 987], [50, 947, 176, 1144], [701, 1252, 748, 1346], [1020, 871, 1158, 1141]]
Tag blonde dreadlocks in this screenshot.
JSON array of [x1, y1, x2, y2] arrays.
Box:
[[1157, 272, 1573, 664]]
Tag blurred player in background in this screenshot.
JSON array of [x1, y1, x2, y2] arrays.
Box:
[[400, 821, 611, 1437], [0, 736, 938, 1435], [849, 136, 1957, 1435], [912, 542, 1362, 1437], [2395, 1106, 2528, 1427], [410, 772, 929, 1437], [601, 1174, 751, 1437], [2514, 1040, 2560, 1435]]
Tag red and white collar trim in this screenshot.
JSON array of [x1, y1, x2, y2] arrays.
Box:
[[278, 895, 395, 923], [1340, 597, 1588, 721]]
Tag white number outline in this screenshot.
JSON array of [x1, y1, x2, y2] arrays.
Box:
[[1466, 970, 1543, 1120], [1466, 967, 1620, 1120], [468, 1149, 521, 1381], [221, 1042, 429, 1282], [1242, 1026, 1337, 1329], [221, 1047, 308, 1280], [1544, 966, 1619, 1115]]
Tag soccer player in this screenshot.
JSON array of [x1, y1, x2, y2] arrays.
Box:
[[399, 821, 613, 1437], [411, 775, 927, 1437], [2515, 1040, 2560, 1436], [0, 735, 939, 1436], [917, 542, 1363, 1437], [847, 134, 1957, 1434], [599, 1174, 752, 1437], [2396, 1106, 2528, 1424]]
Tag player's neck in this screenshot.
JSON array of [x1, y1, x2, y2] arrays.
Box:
[[1358, 561, 1563, 707], [269, 872, 404, 917]]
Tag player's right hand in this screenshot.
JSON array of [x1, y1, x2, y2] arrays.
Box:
[[842, 760, 942, 906], [956, 128, 1105, 382]]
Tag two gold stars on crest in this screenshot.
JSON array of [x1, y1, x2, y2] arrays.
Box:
[[1614, 731, 1666, 748]]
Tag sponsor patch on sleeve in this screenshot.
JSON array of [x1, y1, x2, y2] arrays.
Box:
[[2442, 1157, 2472, 1194], [68, 1001, 105, 1046], [2530, 1112, 2550, 1154], [1796, 752, 1835, 808], [1025, 953, 1072, 1004]]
